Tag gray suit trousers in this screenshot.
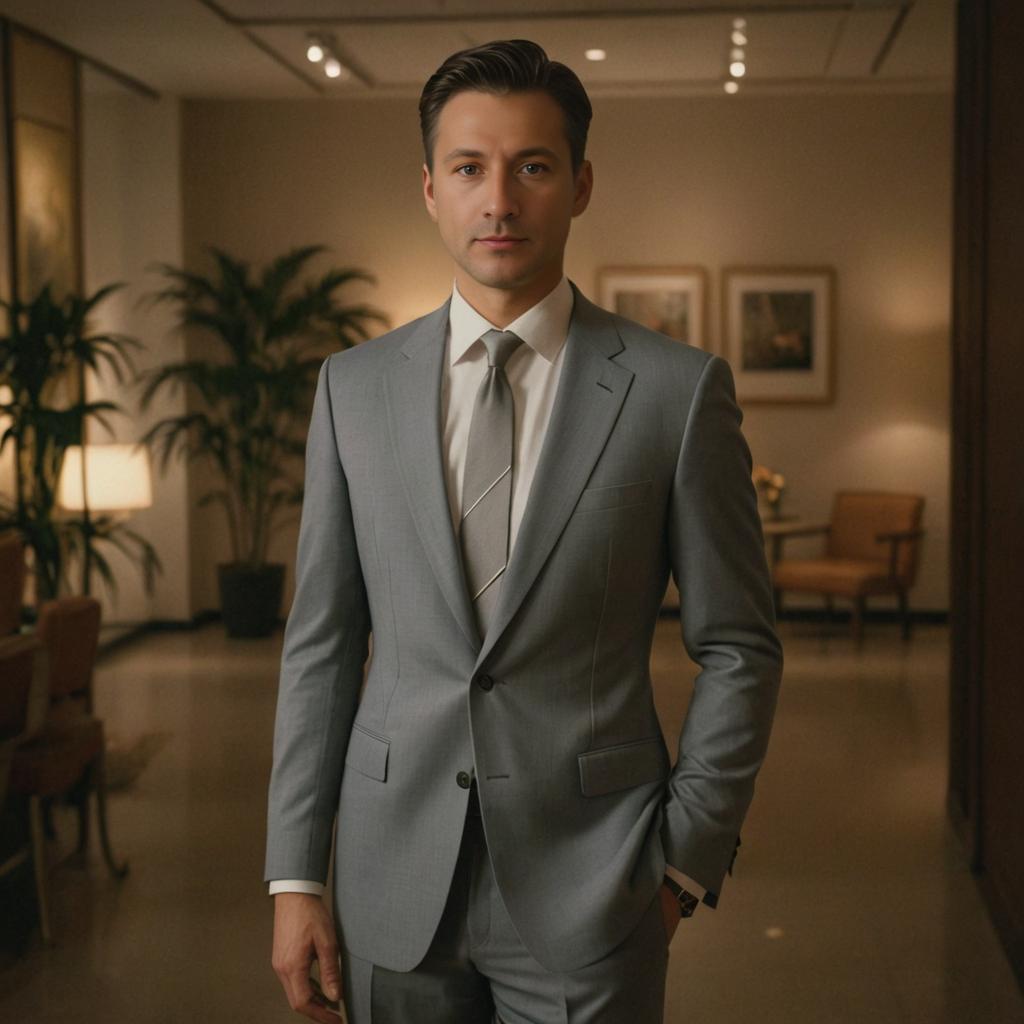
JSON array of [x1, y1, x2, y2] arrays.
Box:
[[342, 786, 669, 1024]]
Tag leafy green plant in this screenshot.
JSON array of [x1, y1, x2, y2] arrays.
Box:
[[139, 245, 387, 567], [0, 283, 161, 604]]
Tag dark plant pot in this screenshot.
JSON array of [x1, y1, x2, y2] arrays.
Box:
[[217, 562, 285, 638]]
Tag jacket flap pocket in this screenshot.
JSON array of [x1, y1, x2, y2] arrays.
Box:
[[575, 479, 653, 513], [345, 724, 389, 782], [578, 736, 669, 797]]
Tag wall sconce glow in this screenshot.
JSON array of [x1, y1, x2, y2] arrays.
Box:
[[585, 48, 606, 61], [730, 61, 746, 77], [732, 30, 747, 46], [306, 42, 324, 63], [324, 57, 343, 78], [724, 80, 740, 94], [764, 926, 784, 940], [731, 47, 745, 61]]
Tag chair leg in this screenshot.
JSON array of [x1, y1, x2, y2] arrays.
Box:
[[898, 589, 912, 641], [27, 795, 53, 944], [851, 597, 866, 644], [73, 777, 91, 858], [91, 748, 129, 879]]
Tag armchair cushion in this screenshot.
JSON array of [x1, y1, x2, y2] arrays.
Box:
[[772, 557, 896, 597]]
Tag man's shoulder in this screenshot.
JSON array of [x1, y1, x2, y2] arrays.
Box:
[[324, 302, 446, 377], [599, 303, 715, 383]]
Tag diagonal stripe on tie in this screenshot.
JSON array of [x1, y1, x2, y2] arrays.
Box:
[[459, 329, 523, 637]]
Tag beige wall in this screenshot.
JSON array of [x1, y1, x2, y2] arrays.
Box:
[[81, 68, 189, 625], [180, 90, 952, 615]]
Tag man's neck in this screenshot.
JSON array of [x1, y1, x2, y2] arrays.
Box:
[[454, 271, 563, 328]]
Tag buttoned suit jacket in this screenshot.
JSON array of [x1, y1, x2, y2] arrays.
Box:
[[264, 280, 783, 974]]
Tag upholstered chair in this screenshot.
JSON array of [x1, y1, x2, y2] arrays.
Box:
[[772, 491, 925, 642], [8, 596, 128, 943]]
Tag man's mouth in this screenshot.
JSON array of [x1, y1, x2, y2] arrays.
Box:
[[477, 236, 526, 249]]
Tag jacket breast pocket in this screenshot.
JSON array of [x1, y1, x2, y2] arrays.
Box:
[[574, 478, 653, 514], [578, 735, 670, 797], [345, 723, 389, 782]]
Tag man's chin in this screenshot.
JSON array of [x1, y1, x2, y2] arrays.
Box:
[[461, 260, 534, 291]]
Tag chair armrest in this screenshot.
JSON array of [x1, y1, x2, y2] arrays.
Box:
[[875, 528, 925, 543], [875, 528, 925, 579], [24, 646, 51, 738], [768, 522, 830, 560]]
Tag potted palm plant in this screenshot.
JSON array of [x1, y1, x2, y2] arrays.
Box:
[[0, 282, 160, 610], [140, 245, 387, 637]]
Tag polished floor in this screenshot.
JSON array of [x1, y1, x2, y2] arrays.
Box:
[[0, 617, 1022, 1023]]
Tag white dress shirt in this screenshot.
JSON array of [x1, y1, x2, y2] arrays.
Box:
[[269, 276, 705, 907]]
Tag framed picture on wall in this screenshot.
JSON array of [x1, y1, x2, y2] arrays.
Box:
[[721, 266, 836, 403], [597, 266, 708, 349]]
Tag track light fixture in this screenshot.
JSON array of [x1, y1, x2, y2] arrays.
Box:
[[724, 15, 749, 93], [305, 32, 351, 81]]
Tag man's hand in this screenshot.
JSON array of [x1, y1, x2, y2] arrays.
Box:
[[272, 892, 343, 1022], [659, 883, 682, 946]]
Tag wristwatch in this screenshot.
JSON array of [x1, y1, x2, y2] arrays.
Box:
[[662, 875, 700, 918]]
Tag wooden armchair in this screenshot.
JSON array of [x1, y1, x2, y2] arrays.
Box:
[[8, 596, 128, 943], [771, 491, 925, 642], [0, 530, 26, 635]]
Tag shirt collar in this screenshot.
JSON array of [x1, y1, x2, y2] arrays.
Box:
[[448, 275, 573, 367]]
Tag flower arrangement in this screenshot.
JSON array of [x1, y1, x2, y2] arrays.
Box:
[[752, 464, 786, 519]]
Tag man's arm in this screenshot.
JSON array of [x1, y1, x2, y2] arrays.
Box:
[[264, 353, 371, 886], [662, 354, 783, 908], [265, 355, 371, 1022]]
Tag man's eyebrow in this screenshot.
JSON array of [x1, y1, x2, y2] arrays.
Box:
[[442, 146, 561, 163]]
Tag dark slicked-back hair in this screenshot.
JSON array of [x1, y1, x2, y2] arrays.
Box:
[[419, 39, 593, 174]]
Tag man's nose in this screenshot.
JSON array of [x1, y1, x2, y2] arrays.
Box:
[[483, 171, 519, 220]]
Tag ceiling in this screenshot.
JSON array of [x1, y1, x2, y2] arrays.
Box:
[[0, 0, 954, 101]]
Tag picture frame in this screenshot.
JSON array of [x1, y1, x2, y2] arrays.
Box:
[[597, 266, 708, 350], [721, 266, 836, 404]]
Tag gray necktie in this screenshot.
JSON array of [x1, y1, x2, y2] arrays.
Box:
[[460, 329, 524, 636]]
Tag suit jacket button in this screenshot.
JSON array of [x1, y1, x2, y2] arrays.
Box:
[[477, 674, 494, 691], [456, 771, 471, 789]]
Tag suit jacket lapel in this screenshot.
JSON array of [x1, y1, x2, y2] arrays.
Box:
[[474, 282, 635, 671], [384, 298, 482, 653]]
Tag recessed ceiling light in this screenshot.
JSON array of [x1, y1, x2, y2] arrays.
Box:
[[730, 61, 746, 78], [732, 30, 747, 46], [724, 81, 739, 94], [585, 48, 606, 61], [731, 47, 745, 61], [324, 57, 342, 78], [733, 17, 747, 30], [306, 43, 324, 63]]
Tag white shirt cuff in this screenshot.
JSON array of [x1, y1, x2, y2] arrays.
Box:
[[268, 879, 326, 897], [664, 864, 706, 901]]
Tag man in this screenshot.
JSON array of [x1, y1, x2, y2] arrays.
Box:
[[266, 39, 782, 1024]]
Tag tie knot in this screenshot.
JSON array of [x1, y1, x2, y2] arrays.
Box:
[[480, 329, 523, 370]]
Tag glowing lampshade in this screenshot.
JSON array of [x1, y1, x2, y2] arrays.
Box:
[[58, 444, 153, 512]]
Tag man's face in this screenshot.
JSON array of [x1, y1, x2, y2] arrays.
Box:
[[422, 89, 592, 296]]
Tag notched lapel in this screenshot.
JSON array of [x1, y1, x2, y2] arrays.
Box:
[[384, 299, 482, 652], [475, 284, 635, 670]]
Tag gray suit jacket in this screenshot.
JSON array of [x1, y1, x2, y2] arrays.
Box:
[[264, 281, 782, 974]]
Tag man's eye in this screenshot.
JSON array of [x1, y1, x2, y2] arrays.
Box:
[[521, 163, 547, 175], [456, 165, 479, 176]]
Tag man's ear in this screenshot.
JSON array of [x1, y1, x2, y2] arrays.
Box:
[[571, 159, 593, 218], [423, 163, 438, 222]]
